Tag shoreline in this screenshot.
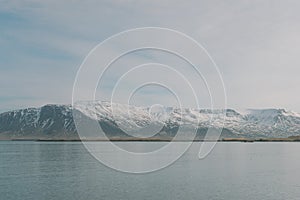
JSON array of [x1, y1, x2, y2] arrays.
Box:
[[0, 138, 299, 142]]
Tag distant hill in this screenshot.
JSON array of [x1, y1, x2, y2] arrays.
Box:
[[1, 101, 300, 140]]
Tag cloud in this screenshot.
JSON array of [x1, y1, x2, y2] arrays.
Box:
[[1, 0, 300, 112]]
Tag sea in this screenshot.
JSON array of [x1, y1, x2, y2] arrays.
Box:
[[0, 141, 299, 200]]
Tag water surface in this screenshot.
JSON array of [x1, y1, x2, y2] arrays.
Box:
[[0, 141, 299, 200]]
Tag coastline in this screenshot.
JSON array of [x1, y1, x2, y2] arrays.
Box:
[[0, 137, 299, 142]]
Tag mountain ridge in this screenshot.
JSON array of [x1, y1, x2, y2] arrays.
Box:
[[1, 102, 300, 140]]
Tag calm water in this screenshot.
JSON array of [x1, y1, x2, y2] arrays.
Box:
[[0, 141, 299, 200]]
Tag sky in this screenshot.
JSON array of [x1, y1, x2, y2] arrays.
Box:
[[1, 0, 300, 112]]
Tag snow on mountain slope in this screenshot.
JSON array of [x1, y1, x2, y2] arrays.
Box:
[[0, 105, 76, 137], [1, 101, 300, 139]]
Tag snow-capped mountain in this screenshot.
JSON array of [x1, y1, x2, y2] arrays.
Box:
[[0, 105, 76, 139], [0, 101, 300, 140]]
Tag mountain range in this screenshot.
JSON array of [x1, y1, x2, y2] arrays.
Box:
[[1, 101, 300, 140]]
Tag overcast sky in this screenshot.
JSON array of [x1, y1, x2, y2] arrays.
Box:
[[1, 0, 300, 112]]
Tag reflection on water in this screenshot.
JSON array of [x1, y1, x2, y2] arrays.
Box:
[[0, 141, 299, 200]]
